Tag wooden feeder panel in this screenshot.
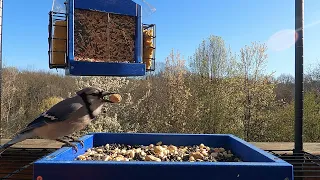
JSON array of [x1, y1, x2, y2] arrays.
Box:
[[51, 20, 67, 66]]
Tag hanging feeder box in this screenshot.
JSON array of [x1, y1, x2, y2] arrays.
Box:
[[48, 0, 156, 76]]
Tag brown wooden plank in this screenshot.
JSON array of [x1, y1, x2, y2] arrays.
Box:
[[0, 139, 63, 149], [250, 142, 320, 155], [0, 148, 56, 180], [1, 139, 320, 155]]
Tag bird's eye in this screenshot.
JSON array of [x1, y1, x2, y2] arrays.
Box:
[[89, 92, 100, 96]]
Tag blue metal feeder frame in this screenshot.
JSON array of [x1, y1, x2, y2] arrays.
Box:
[[34, 133, 293, 180], [48, 0, 156, 76]]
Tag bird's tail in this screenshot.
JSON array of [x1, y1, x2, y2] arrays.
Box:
[[0, 143, 14, 155], [0, 131, 35, 155]]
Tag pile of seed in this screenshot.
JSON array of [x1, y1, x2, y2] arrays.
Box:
[[76, 142, 242, 162]]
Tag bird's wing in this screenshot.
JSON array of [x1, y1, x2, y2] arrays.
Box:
[[19, 97, 83, 134]]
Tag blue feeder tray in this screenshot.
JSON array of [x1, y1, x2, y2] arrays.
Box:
[[34, 133, 293, 180], [48, 0, 156, 76]]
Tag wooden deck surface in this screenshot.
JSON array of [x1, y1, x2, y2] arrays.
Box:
[[1, 139, 320, 154], [0, 139, 64, 149], [251, 142, 320, 154]]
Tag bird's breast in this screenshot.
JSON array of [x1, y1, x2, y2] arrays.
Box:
[[33, 116, 92, 140], [91, 104, 104, 117]]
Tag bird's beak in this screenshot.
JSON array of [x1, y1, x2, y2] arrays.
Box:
[[102, 92, 117, 103]]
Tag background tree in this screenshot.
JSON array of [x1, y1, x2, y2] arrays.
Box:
[[1, 34, 320, 143]]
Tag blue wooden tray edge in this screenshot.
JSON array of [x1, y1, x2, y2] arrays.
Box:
[[34, 132, 292, 169]]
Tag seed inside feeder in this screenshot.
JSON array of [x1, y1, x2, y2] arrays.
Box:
[[74, 9, 136, 63], [75, 143, 242, 162]]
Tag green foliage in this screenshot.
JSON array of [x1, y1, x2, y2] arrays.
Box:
[[37, 96, 64, 114], [265, 102, 294, 142], [1, 35, 320, 143], [1, 68, 77, 138], [237, 42, 278, 141], [303, 91, 320, 142], [163, 49, 191, 133]]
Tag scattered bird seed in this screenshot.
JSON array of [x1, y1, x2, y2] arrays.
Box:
[[75, 142, 242, 162]]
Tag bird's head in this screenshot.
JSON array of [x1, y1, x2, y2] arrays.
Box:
[[76, 87, 121, 103]]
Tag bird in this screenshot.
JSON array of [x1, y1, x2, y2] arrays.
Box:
[[0, 87, 119, 155]]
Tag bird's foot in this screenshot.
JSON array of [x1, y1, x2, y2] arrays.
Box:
[[56, 138, 78, 153], [61, 143, 78, 153], [63, 136, 84, 148]]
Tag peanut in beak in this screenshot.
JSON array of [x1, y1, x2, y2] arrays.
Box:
[[103, 94, 122, 103]]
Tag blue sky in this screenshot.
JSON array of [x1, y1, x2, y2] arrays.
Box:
[[3, 0, 320, 77]]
